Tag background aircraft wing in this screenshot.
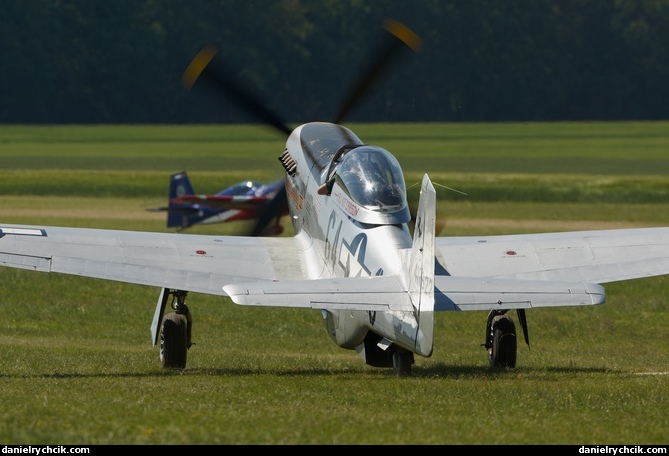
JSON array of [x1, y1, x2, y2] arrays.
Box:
[[435, 227, 669, 283], [0, 224, 304, 296], [171, 194, 272, 210]]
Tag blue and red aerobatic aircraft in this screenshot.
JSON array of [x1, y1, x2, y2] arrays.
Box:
[[152, 171, 287, 235]]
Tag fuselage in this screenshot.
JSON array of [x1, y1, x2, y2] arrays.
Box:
[[280, 122, 418, 351]]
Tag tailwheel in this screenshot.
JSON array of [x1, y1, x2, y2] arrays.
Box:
[[484, 311, 517, 368], [392, 349, 414, 378]]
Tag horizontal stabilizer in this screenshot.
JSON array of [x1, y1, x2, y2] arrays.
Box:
[[434, 276, 605, 311], [223, 276, 415, 311], [0, 252, 51, 272]]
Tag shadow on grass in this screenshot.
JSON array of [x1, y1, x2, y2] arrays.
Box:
[[1, 364, 617, 380], [414, 363, 614, 378]]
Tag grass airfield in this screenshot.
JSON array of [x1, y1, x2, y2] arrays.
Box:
[[1, 122, 668, 444]]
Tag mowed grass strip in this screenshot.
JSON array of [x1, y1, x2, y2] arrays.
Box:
[[4, 169, 669, 205], [3, 121, 669, 175], [0, 122, 668, 444]]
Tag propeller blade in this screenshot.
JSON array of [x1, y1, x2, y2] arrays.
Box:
[[332, 19, 422, 124], [250, 184, 288, 236], [182, 45, 293, 137], [516, 309, 530, 348], [182, 20, 419, 237]]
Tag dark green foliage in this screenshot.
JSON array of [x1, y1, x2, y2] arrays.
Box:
[[1, 1, 669, 123]]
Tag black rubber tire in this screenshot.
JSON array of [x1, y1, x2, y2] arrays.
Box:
[[160, 312, 188, 369], [489, 315, 517, 368]]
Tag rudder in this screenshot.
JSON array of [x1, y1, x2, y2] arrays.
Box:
[[403, 174, 436, 356]]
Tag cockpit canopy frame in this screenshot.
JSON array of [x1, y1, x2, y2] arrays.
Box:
[[326, 145, 411, 225]]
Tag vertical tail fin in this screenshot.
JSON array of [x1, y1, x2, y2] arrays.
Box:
[[169, 171, 195, 199], [403, 174, 436, 356]]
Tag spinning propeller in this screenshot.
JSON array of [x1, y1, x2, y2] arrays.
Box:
[[182, 19, 422, 236], [331, 19, 422, 124]]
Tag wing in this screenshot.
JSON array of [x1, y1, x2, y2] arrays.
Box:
[[0, 224, 420, 312], [0, 224, 304, 296], [435, 227, 669, 283]]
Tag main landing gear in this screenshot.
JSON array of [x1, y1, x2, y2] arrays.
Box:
[[155, 289, 193, 369], [483, 310, 518, 368]]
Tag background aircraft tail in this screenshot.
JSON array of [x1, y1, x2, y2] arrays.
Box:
[[169, 171, 195, 199], [166, 171, 199, 229]]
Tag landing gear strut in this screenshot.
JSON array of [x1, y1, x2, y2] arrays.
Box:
[[159, 290, 193, 369], [483, 310, 517, 368]]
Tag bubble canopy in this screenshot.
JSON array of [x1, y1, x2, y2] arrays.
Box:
[[331, 146, 411, 224]]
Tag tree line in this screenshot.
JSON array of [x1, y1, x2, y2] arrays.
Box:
[[1, 0, 668, 124]]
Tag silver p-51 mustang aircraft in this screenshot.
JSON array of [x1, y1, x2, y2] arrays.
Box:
[[2, 21, 669, 377]]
